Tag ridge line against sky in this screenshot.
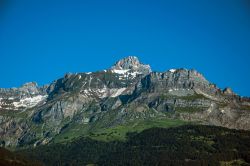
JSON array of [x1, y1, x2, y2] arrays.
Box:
[[0, 0, 250, 96]]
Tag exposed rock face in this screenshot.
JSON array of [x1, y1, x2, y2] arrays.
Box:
[[0, 56, 250, 147], [0, 82, 48, 111], [223, 87, 234, 95], [0, 82, 47, 98], [111, 56, 151, 74]]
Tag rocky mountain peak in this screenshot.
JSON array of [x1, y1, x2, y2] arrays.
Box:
[[111, 56, 151, 75], [19, 82, 39, 93], [21, 82, 38, 88], [112, 56, 140, 70], [223, 87, 234, 95]]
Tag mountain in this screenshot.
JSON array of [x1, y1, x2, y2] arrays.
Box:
[[0, 56, 250, 148]]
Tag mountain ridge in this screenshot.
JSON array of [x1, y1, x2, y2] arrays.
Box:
[[0, 56, 240, 97], [0, 56, 250, 148]]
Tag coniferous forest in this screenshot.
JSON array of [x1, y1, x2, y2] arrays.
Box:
[[13, 125, 250, 166]]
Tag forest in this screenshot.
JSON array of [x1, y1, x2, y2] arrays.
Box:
[[15, 125, 250, 166]]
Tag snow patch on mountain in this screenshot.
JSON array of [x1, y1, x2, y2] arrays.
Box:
[[112, 69, 130, 74], [111, 69, 142, 80], [169, 69, 176, 73], [80, 86, 127, 98], [13, 95, 47, 108], [111, 88, 126, 97], [129, 71, 141, 78]]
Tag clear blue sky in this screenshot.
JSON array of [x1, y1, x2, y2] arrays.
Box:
[[0, 0, 249, 96]]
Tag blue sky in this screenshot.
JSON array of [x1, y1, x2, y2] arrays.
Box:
[[0, 0, 249, 96]]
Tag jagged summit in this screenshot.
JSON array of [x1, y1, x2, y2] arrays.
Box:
[[112, 56, 141, 70], [223, 87, 235, 95], [21, 82, 38, 88], [110, 56, 151, 75]]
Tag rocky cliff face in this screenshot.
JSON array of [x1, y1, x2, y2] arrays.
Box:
[[0, 82, 47, 111], [0, 56, 249, 147], [111, 56, 151, 75]]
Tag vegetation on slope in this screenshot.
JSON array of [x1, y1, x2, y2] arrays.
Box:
[[0, 147, 42, 166], [52, 118, 187, 143], [19, 125, 250, 166]]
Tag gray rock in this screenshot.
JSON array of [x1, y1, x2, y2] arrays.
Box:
[[111, 56, 151, 75]]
